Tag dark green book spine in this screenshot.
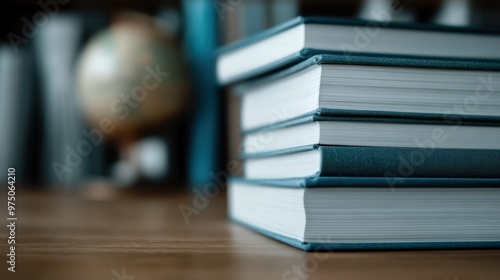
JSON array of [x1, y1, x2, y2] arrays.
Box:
[[319, 146, 500, 178]]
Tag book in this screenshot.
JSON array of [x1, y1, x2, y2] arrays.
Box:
[[35, 13, 85, 185], [216, 16, 500, 85], [241, 115, 500, 154], [183, 0, 222, 189], [233, 176, 500, 188], [242, 145, 500, 179], [229, 178, 500, 251], [0, 45, 35, 184], [237, 54, 500, 131]]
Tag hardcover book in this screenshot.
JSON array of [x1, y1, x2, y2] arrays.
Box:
[[217, 16, 500, 85], [241, 115, 500, 154], [229, 178, 500, 251], [242, 145, 500, 179], [237, 54, 500, 131]]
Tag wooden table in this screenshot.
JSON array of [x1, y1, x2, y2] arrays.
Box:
[[1, 189, 499, 280]]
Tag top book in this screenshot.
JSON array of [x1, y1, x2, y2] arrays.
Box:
[[216, 16, 500, 85]]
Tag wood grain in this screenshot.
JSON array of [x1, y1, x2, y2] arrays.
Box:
[[1, 189, 499, 280]]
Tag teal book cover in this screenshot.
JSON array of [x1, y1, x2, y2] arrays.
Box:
[[241, 145, 500, 178], [217, 16, 500, 85]]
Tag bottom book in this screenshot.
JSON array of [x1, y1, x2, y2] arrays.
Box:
[[228, 177, 500, 251]]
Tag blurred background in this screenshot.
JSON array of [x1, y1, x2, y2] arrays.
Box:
[[1, 0, 500, 192]]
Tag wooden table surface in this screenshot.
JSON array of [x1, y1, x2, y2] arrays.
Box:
[[1, 188, 499, 280]]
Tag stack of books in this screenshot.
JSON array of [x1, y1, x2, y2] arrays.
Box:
[[217, 17, 500, 251]]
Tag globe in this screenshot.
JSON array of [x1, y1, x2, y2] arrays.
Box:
[[76, 12, 189, 141]]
